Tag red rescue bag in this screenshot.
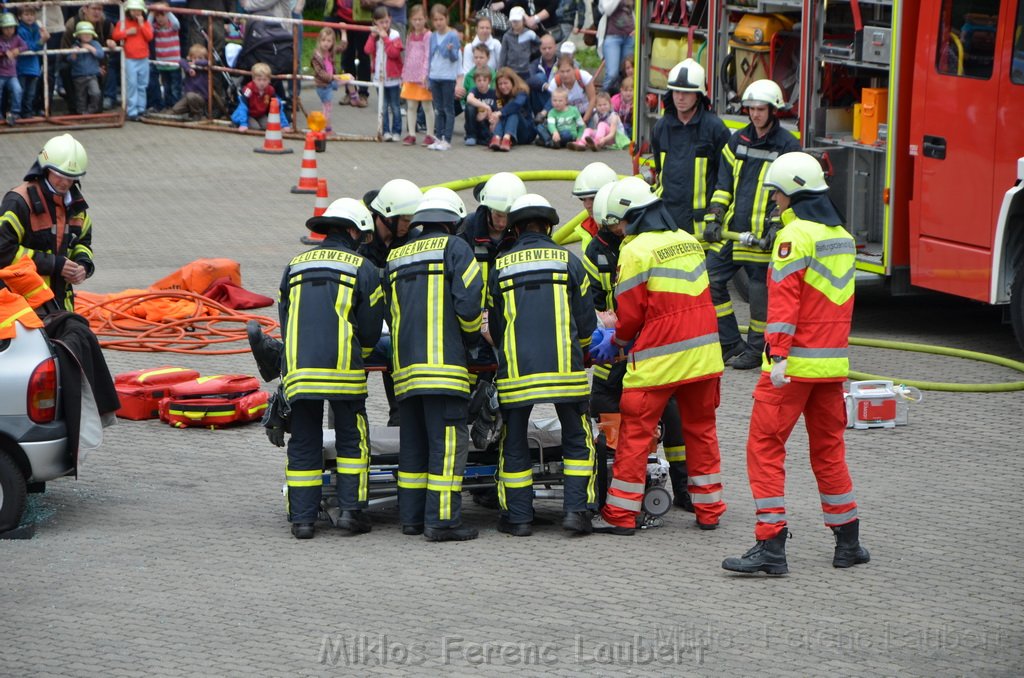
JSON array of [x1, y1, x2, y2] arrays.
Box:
[[165, 374, 261, 399], [114, 366, 202, 420], [159, 391, 270, 429]]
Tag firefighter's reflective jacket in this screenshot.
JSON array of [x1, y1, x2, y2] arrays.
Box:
[[581, 229, 624, 383], [386, 227, 484, 399], [0, 163, 94, 311], [651, 103, 730, 241], [488, 231, 596, 407], [709, 120, 800, 263], [764, 196, 855, 381], [278, 234, 386, 402]]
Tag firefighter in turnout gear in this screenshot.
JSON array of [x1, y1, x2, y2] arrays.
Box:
[[460, 172, 528, 290], [363, 179, 424, 426], [722, 152, 869, 575], [583, 184, 695, 513], [703, 80, 800, 370], [590, 177, 726, 535], [279, 198, 386, 539], [0, 134, 94, 312], [387, 188, 485, 542], [570, 161, 619, 252], [650, 59, 730, 244], [488, 194, 598, 536]]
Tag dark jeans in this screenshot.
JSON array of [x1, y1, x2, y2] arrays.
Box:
[[382, 84, 401, 135], [18, 75, 40, 117], [147, 67, 183, 110], [464, 111, 491, 143], [429, 78, 456, 142], [74, 75, 102, 114], [493, 111, 536, 145], [707, 242, 768, 351]]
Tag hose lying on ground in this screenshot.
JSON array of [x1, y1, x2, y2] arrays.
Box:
[[77, 290, 278, 354]]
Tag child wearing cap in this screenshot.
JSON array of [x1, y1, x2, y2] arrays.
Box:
[[498, 7, 538, 82], [0, 12, 29, 125], [111, 0, 153, 120], [68, 21, 104, 114]]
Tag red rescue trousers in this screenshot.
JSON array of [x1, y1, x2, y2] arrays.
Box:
[[747, 375, 858, 540], [602, 377, 725, 527]]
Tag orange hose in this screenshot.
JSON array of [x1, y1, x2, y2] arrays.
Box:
[[77, 290, 279, 354]]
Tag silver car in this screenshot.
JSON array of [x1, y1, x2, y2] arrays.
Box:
[[0, 325, 72, 534]]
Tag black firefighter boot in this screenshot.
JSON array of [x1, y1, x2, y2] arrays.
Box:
[[722, 528, 790, 575], [247, 320, 284, 382], [832, 519, 871, 568], [669, 464, 694, 512]]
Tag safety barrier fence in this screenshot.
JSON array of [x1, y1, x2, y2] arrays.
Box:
[[2, 0, 606, 140]]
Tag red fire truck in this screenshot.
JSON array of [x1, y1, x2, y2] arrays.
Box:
[[632, 0, 1024, 348]]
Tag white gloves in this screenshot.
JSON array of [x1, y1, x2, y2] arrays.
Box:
[[770, 359, 790, 388]]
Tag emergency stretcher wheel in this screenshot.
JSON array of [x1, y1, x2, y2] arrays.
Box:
[[642, 487, 672, 517]]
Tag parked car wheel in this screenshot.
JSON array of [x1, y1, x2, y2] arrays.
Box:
[[0, 450, 28, 533]]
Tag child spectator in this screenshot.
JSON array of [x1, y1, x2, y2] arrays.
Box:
[[498, 7, 538, 81], [541, 87, 583, 148], [170, 43, 218, 118], [427, 3, 460, 151], [68, 21, 104, 115], [147, 7, 181, 112], [232, 61, 291, 131], [364, 6, 403, 142], [400, 3, 434, 146], [610, 72, 632, 138], [457, 43, 496, 144], [487, 66, 533, 151], [547, 53, 595, 122], [464, 68, 496, 146], [460, 15, 500, 75], [15, 6, 48, 120], [569, 89, 623, 150], [311, 27, 340, 133], [111, 0, 153, 120], [1, 12, 28, 125]]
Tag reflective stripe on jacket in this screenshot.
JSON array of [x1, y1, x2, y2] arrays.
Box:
[[651, 106, 730, 241], [278, 238, 386, 402], [615, 228, 724, 389], [386, 229, 484, 399], [489, 231, 596, 407], [709, 121, 800, 263], [763, 210, 855, 381]]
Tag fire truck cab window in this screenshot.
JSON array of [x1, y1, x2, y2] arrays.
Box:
[[936, 0, 1001, 78], [1012, 0, 1024, 83]]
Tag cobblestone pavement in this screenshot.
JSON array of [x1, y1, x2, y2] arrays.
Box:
[[2, 115, 1023, 677]]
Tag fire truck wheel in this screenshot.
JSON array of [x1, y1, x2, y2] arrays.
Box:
[[1011, 259, 1024, 351]]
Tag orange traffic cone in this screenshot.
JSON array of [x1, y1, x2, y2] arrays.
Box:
[[301, 179, 329, 245], [254, 98, 293, 154], [290, 133, 319, 193]]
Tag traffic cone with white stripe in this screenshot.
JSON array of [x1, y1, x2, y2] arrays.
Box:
[[254, 98, 293, 154], [300, 179, 329, 245], [290, 132, 319, 193]]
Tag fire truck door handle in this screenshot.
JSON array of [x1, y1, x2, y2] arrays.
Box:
[[923, 135, 947, 160]]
